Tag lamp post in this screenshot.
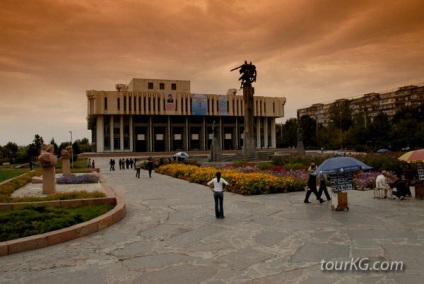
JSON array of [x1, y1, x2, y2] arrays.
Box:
[[339, 111, 342, 150], [69, 131, 73, 168]]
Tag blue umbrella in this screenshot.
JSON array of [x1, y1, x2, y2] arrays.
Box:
[[312, 157, 372, 175], [377, 148, 390, 153]]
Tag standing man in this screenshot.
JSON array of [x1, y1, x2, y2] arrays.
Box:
[[146, 157, 154, 178]]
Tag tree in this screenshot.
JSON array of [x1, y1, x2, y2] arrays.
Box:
[[3, 142, 19, 163], [328, 102, 352, 131], [50, 138, 59, 156], [368, 112, 391, 150], [298, 115, 317, 149], [27, 134, 44, 160], [33, 135, 44, 150], [281, 118, 298, 148]]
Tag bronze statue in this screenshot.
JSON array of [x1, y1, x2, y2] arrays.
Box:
[[231, 61, 257, 89]]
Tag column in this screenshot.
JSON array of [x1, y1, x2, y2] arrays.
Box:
[[110, 115, 115, 152], [264, 118, 269, 148], [96, 116, 104, 152], [167, 116, 171, 151], [120, 115, 124, 151], [129, 115, 134, 152], [256, 118, 261, 148], [270, 118, 276, 148]]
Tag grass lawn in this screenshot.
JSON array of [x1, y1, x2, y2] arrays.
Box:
[[0, 168, 29, 182]]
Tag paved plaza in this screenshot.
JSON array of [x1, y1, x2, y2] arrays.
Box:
[[1, 157, 424, 283]]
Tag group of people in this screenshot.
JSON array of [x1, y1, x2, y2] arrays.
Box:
[[375, 165, 416, 200], [134, 157, 154, 178], [304, 162, 332, 204], [108, 157, 154, 178], [87, 158, 95, 169]]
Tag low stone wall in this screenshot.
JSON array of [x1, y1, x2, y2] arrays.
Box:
[[0, 175, 126, 257]]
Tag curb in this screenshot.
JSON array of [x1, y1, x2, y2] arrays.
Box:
[[0, 174, 126, 257]]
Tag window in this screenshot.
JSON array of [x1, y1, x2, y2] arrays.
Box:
[[117, 98, 120, 111], [148, 82, 154, 89], [171, 83, 177, 90], [160, 83, 165, 90], [104, 97, 108, 110]]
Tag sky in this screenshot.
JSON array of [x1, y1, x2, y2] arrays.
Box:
[[1, 0, 423, 146]]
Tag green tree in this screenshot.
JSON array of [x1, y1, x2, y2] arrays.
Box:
[[281, 118, 298, 148], [368, 112, 391, 150], [27, 134, 44, 160], [49, 138, 59, 156], [298, 115, 317, 149], [3, 142, 19, 163]]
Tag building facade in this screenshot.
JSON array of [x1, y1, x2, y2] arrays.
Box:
[[297, 84, 424, 125], [87, 78, 286, 153]]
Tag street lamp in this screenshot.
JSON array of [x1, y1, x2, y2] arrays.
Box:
[[69, 131, 73, 168]]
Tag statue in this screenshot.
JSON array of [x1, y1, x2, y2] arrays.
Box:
[[297, 127, 303, 142], [296, 127, 305, 155], [39, 144, 57, 167], [38, 144, 58, 194], [60, 146, 73, 176], [231, 61, 257, 89]]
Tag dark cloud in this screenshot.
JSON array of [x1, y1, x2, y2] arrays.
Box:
[[0, 0, 423, 144]]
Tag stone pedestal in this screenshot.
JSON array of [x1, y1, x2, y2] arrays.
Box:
[[242, 87, 256, 159], [297, 140, 305, 155], [42, 166, 56, 194], [62, 159, 71, 176], [210, 121, 221, 162]]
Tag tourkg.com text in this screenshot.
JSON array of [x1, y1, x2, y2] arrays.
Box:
[[320, 258, 404, 272]]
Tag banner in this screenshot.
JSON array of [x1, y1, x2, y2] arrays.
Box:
[[165, 93, 176, 111], [219, 95, 228, 116], [192, 94, 208, 115]]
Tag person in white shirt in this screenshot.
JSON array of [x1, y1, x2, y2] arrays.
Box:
[[207, 172, 229, 219], [376, 170, 393, 199]]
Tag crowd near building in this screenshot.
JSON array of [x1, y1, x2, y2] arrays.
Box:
[[87, 78, 286, 153], [297, 84, 424, 125]]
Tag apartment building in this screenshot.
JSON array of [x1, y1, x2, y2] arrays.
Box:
[[297, 84, 424, 125]]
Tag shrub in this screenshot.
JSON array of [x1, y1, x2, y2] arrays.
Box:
[[0, 204, 114, 242], [10, 190, 105, 203]]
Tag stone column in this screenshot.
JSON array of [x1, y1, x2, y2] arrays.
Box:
[[42, 166, 56, 194], [242, 87, 256, 159], [62, 159, 71, 176]]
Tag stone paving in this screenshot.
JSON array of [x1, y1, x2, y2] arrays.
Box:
[[1, 157, 424, 283]]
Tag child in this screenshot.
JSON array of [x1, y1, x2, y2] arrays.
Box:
[[207, 172, 229, 219]]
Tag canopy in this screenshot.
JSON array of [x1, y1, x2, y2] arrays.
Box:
[[398, 149, 424, 162], [174, 152, 189, 158], [312, 156, 372, 175]]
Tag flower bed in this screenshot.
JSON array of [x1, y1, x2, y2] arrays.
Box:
[[157, 164, 301, 195], [56, 174, 99, 184]]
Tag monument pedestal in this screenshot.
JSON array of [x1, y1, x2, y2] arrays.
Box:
[[62, 159, 71, 176], [42, 166, 56, 194], [242, 86, 256, 159]]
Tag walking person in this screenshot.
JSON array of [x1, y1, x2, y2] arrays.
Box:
[[304, 164, 325, 204], [135, 159, 142, 178], [146, 157, 154, 178], [317, 173, 332, 201], [207, 172, 229, 219]]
